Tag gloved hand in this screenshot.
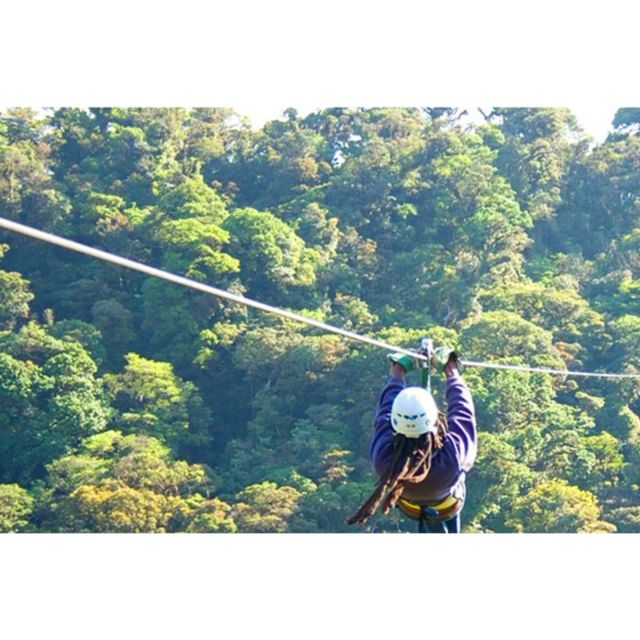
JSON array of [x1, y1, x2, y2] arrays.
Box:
[[432, 346, 462, 373], [387, 352, 419, 373]]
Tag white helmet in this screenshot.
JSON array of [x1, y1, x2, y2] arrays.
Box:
[[391, 387, 439, 438]]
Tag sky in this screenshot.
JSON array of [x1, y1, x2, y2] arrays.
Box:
[[236, 105, 618, 143]]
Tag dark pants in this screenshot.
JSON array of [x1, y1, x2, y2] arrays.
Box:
[[418, 511, 461, 534]]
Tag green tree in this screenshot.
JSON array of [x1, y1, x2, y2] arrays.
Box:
[[0, 245, 34, 330], [223, 207, 320, 301], [0, 322, 111, 483], [232, 482, 302, 532], [491, 107, 585, 222], [91, 299, 135, 359], [506, 480, 614, 533], [460, 310, 565, 368], [560, 134, 640, 256], [186, 497, 237, 533], [104, 353, 212, 450], [0, 484, 34, 532], [465, 432, 537, 531], [36, 430, 216, 532], [477, 281, 604, 345], [611, 108, 640, 136], [155, 174, 228, 222], [52, 481, 179, 533]]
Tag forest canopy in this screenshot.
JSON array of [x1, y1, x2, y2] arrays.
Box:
[[0, 106, 639, 533]]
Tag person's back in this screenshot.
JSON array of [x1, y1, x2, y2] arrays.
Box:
[[348, 352, 477, 533]]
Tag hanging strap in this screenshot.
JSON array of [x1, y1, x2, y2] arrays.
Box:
[[419, 338, 433, 391]]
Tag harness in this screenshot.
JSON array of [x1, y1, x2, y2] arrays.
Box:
[[396, 473, 467, 524]]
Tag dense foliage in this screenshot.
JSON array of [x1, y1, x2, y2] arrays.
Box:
[[0, 107, 638, 533]]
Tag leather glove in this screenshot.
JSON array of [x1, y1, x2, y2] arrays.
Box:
[[387, 352, 419, 373], [432, 346, 462, 372]]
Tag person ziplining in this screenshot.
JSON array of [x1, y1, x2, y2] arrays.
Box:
[[1, 216, 638, 535], [348, 347, 477, 533]]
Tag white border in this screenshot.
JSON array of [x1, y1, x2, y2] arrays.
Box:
[[2, 1, 639, 635]]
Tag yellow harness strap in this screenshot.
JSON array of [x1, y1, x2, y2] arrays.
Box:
[[397, 494, 458, 520]]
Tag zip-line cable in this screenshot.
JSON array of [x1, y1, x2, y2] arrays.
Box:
[[461, 360, 638, 379], [1, 216, 639, 381], [0, 217, 428, 362]]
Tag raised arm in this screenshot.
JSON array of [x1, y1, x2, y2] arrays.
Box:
[[444, 362, 477, 472], [369, 363, 406, 476]]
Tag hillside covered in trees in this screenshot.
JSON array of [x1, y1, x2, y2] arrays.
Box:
[[0, 106, 639, 533]]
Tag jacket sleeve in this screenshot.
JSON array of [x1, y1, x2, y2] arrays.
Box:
[[369, 376, 405, 477], [444, 371, 478, 472]]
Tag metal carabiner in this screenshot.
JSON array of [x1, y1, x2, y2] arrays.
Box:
[[418, 337, 434, 392]]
